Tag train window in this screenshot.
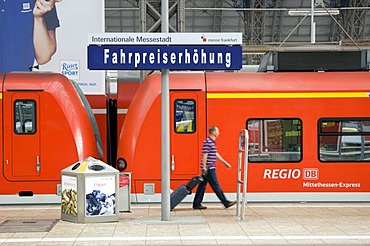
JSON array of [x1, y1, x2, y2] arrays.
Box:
[[247, 119, 302, 162], [174, 99, 196, 134], [14, 100, 36, 134], [319, 118, 370, 162]]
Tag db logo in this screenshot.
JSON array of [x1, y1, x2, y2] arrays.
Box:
[[303, 168, 319, 180]]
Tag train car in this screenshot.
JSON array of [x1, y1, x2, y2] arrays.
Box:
[[0, 72, 103, 204], [116, 71, 370, 202]]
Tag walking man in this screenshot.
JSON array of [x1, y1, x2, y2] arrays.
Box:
[[193, 126, 236, 209]]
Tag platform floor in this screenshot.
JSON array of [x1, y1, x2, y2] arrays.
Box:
[[1, 202, 370, 245]]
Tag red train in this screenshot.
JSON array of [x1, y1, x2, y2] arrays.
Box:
[[117, 71, 370, 202], [3, 69, 370, 204], [0, 72, 103, 204]]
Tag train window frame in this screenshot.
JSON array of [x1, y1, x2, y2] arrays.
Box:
[[174, 99, 196, 134], [318, 118, 370, 162], [246, 118, 302, 163], [14, 99, 36, 135]]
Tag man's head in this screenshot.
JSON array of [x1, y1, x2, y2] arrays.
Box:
[[209, 126, 220, 139]]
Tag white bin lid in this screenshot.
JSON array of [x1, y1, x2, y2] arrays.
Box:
[[62, 156, 119, 174]]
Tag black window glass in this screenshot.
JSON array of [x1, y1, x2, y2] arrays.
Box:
[[319, 118, 370, 162], [14, 100, 36, 134], [174, 99, 196, 133], [247, 118, 302, 162]]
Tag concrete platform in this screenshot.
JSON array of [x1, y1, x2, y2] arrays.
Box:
[[0, 202, 370, 245]]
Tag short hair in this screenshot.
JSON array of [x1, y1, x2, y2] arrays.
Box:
[[209, 126, 217, 134]]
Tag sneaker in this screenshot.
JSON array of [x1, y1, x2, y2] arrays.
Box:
[[193, 205, 207, 209], [225, 201, 237, 209]]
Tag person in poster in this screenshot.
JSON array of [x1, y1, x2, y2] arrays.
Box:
[[0, 0, 61, 73]]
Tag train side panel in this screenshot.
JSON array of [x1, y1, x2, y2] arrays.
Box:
[[118, 71, 370, 202], [117, 73, 206, 195], [206, 72, 370, 199], [0, 73, 102, 200], [0, 75, 3, 188]]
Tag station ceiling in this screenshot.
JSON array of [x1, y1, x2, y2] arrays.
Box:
[[105, 0, 370, 64]]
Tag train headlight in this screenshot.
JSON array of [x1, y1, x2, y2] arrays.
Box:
[[117, 158, 127, 171]]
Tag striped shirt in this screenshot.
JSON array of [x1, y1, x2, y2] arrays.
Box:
[[201, 137, 217, 170]]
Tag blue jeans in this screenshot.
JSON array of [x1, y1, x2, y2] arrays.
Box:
[[193, 169, 230, 207]]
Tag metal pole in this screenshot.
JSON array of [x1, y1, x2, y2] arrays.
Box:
[[311, 0, 315, 44], [161, 0, 171, 221], [236, 131, 242, 217], [241, 130, 249, 220]]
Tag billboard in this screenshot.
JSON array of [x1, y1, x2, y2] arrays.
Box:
[[0, 0, 105, 95]]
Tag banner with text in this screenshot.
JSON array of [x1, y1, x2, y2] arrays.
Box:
[[88, 45, 242, 70], [87, 33, 242, 70], [88, 33, 242, 45]]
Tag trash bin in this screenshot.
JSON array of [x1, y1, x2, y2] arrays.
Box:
[[61, 157, 119, 223], [119, 172, 131, 212]]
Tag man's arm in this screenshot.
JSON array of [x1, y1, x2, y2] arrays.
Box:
[[33, 0, 59, 64], [216, 152, 231, 168], [202, 153, 208, 174]]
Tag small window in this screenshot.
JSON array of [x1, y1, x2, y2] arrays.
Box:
[[174, 99, 196, 133], [319, 118, 370, 162], [247, 118, 302, 162], [14, 100, 36, 134]]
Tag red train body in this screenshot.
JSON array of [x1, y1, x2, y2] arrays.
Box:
[[0, 73, 103, 203], [117, 71, 370, 202], [3, 71, 370, 203]]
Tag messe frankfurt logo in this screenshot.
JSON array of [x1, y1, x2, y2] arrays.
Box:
[[201, 35, 207, 42]]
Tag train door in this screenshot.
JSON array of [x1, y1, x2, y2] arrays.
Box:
[[3, 92, 41, 180], [170, 91, 205, 177]]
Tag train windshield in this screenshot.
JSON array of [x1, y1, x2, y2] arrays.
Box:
[[14, 100, 36, 134], [247, 118, 302, 162], [174, 99, 196, 133], [70, 80, 104, 158], [319, 118, 370, 162]]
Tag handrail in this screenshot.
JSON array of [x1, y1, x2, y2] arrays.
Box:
[[236, 129, 249, 220]]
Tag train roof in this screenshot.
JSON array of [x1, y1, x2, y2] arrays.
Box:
[[140, 70, 370, 95], [2, 72, 72, 91], [205, 71, 370, 93]]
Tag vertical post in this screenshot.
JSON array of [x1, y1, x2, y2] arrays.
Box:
[[161, 0, 171, 221], [139, 0, 147, 84], [236, 129, 249, 220], [241, 130, 249, 220], [236, 130, 243, 217], [311, 0, 315, 44]]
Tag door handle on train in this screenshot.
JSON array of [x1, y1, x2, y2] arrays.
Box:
[[36, 156, 40, 173], [171, 155, 175, 171]]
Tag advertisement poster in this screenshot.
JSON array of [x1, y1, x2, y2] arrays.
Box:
[[0, 0, 105, 94], [266, 120, 283, 151], [61, 175, 78, 216], [85, 176, 116, 216]]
